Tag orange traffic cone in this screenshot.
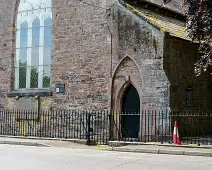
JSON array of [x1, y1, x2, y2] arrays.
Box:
[[173, 121, 181, 145], [173, 121, 178, 144]]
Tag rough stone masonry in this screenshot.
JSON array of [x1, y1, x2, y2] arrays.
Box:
[[0, 0, 211, 113]]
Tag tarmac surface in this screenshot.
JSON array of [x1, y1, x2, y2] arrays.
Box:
[[0, 136, 212, 157], [0, 142, 211, 170]]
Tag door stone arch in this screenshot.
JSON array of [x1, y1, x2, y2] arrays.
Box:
[[111, 56, 143, 112], [111, 56, 143, 139]]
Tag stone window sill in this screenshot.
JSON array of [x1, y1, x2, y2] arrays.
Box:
[[7, 89, 52, 97]]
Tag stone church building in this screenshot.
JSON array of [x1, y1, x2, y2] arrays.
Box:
[[0, 0, 211, 113]]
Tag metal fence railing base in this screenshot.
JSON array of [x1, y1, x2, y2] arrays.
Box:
[[0, 110, 211, 146]]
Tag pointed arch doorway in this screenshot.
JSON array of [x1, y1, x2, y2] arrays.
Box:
[[122, 84, 140, 139]]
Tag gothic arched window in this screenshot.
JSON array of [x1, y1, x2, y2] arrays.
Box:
[[15, 0, 52, 89]]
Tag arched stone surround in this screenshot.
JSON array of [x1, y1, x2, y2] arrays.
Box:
[[111, 56, 143, 113]]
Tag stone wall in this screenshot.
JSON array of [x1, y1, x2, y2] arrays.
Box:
[[0, 0, 114, 111], [0, 0, 15, 109], [111, 2, 170, 112], [0, 0, 211, 112], [164, 33, 212, 112], [51, 0, 113, 110]]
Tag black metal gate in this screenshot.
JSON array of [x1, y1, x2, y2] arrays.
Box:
[[87, 111, 110, 145]]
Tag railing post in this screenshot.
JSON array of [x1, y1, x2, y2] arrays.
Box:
[[86, 112, 91, 145], [161, 110, 164, 144], [109, 111, 112, 141]]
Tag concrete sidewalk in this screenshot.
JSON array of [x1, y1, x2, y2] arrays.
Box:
[[0, 136, 212, 157], [0, 136, 90, 149], [106, 141, 212, 157]]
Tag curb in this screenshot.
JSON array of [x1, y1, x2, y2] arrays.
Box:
[[0, 135, 87, 146], [109, 141, 212, 149], [105, 147, 212, 157], [0, 140, 50, 147]]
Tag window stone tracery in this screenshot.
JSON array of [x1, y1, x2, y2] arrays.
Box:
[[15, 0, 52, 90]]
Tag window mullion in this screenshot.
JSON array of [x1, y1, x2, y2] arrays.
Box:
[[38, 18, 45, 89], [26, 21, 32, 89]]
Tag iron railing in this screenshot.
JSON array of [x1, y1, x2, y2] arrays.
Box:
[[111, 111, 212, 145], [0, 110, 110, 145], [0, 110, 211, 145]]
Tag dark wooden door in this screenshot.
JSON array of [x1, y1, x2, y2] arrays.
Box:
[[122, 84, 140, 138]]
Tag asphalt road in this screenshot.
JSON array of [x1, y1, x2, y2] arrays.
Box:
[[0, 144, 211, 170]]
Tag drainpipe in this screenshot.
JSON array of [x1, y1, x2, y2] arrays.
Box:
[[106, 6, 114, 140]]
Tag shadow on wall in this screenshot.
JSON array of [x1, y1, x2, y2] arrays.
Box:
[[163, 33, 212, 112]]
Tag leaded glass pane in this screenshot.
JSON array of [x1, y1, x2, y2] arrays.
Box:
[[32, 19, 40, 47], [19, 47, 27, 65], [43, 65, 51, 88], [30, 66, 39, 88], [42, 18, 52, 88], [19, 64, 27, 89], [18, 22, 28, 88], [20, 22, 28, 48], [44, 19, 52, 47], [19, 22, 28, 66]]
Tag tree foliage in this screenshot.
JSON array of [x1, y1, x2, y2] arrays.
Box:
[[165, 0, 212, 76]]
